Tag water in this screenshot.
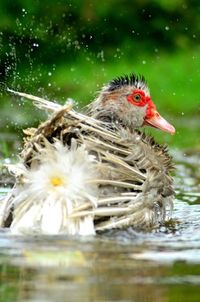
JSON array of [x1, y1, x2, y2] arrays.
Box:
[[0, 149, 200, 302]]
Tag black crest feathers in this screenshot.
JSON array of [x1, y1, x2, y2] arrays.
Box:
[[107, 73, 147, 91]]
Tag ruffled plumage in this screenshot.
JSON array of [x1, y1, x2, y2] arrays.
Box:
[[0, 89, 174, 235], [2, 139, 99, 235]]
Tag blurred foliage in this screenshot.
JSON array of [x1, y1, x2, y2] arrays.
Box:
[[1, 0, 200, 87], [1, 0, 200, 64], [0, 0, 200, 154], [0, 0, 200, 91]]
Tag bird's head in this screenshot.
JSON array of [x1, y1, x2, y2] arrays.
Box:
[[90, 74, 175, 134]]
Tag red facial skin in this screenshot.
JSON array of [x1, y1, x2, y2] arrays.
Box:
[[127, 89, 175, 135]]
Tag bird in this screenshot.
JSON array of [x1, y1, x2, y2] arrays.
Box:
[[0, 73, 175, 235]]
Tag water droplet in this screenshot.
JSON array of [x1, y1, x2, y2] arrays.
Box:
[[97, 50, 105, 62], [4, 158, 11, 164], [165, 26, 170, 31], [48, 72, 52, 76], [142, 60, 146, 65], [22, 8, 27, 16]]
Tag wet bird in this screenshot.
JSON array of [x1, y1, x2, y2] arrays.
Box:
[[0, 74, 175, 235]]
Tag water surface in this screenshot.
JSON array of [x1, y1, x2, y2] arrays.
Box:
[[0, 149, 200, 302]]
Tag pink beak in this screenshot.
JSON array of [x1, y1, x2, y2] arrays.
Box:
[[145, 111, 175, 135]]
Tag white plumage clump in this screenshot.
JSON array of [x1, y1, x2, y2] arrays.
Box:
[[7, 140, 99, 235]]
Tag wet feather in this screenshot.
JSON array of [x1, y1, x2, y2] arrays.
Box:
[[0, 87, 174, 234]]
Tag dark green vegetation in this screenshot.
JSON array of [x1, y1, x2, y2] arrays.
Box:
[[0, 0, 200, 155]]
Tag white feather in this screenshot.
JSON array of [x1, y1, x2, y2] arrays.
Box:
[[9, 140, 99, 235]]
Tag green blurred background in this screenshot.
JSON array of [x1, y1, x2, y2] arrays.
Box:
[[0, 0, 200, 156]]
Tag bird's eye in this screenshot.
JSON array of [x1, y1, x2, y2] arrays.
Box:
[[133, 94, 141, 102]]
